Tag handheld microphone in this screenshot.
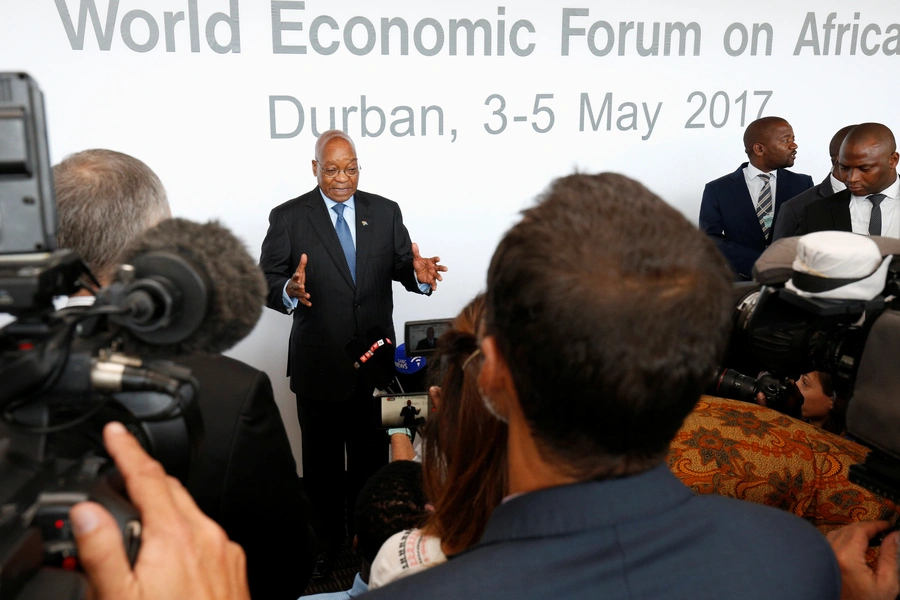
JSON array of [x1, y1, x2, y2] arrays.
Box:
[[365, 326, 397, 386], [344, 328, 396, 392], [97, 219, 265, 356]]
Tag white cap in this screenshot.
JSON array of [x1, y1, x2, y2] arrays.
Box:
[[784, 231, 892, 300]]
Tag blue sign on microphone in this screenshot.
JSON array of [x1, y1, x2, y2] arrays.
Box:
[[395, 343, 426, 374]]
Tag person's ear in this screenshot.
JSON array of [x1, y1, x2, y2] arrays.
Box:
[[311, 159, 319, 177], [478, 336, 516, 422]]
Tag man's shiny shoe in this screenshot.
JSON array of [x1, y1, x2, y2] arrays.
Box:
[[310, 552, 333, 580]]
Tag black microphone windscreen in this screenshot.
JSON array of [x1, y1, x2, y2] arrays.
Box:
[[118, 218, 264, 355], [365, 325, 396, 388], [346, 334, 393, 390]]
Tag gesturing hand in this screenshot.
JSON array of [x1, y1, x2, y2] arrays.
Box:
[[287, 253, 312, 307], [70, 422, 251, 600], [412, 242, 448, 291]]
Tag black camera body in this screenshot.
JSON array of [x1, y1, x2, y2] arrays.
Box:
[[711, 368, 797, 416], [0, 73, 205, 599]]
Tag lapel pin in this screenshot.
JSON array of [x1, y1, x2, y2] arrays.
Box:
[[361, 220, 368, 226]]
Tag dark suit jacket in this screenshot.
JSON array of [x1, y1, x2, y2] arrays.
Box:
[[365, 464, 840, 600], [415, 337, 436, 350], [772, 174, 836, 240], [259, 188, 424, 400], [795, 189, 853, 235], [699, 163, 814, 280], [180, 354, 314, 600]]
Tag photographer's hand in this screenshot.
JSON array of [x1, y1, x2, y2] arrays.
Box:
[[827, 521, 899, 600], [754, 391, 767, 407], [70, 422, 250, 600]]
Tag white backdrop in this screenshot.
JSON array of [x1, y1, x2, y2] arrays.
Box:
[[3, 0, 899, 468]]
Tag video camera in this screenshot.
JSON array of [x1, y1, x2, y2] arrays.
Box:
[[0, 73, 204, 599], [717, 237, 900, 502]]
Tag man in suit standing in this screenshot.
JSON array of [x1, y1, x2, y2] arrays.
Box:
[[365, 172, 839, 600], [259, 131, 446, 575], [773, 124, 855, 240], [399, 399, 421, 429], [796, 123, 899, 237], [54, 149, 314, 600], [699, 116, 814, 280], [415, 326, 437, 350]]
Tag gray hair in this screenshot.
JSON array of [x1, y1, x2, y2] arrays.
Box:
[[54, 149, 171, 283]]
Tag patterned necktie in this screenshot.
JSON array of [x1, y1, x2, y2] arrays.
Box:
[[868, 193, 886, 236], [756, 173, 773, 240], [332, 203, 356, 284]]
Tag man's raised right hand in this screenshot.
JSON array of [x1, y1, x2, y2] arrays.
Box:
[[287, 253, 312, 307]]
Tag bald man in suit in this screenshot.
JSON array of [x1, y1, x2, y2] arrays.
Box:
[[796, 123, 900, 238], [259, 131, 446, 575], [699, 117, 814, 280]]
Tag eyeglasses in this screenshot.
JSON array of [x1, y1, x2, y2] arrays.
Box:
[[317, 163, 361, 178]]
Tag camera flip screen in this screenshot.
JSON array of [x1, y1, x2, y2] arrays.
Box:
[[404, 318, 453, 358]]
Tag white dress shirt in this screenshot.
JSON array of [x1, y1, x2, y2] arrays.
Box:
[[743, 163, 777, 232], [849, 175, 900, 238], [829, 173, 847, 194], [743, 163, 778, 210]]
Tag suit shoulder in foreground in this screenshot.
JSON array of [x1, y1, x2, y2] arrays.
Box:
[[364, 465, 839, 600], [178, 353, 314, 600]]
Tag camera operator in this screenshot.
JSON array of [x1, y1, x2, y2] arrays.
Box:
[[718, 368, 843, 432], [54, 149, 314, 599]]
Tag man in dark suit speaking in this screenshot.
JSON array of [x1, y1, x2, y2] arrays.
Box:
[[259, 131, 446, 574], [796, 123, 899, 238], [699, 116, 813, 280]]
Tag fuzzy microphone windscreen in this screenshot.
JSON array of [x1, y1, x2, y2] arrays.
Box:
[[119, 218, 264, 355]]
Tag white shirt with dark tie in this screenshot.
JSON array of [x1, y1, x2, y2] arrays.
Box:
[[849, 175, 900, 238], [743, 163, 778, 211]]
